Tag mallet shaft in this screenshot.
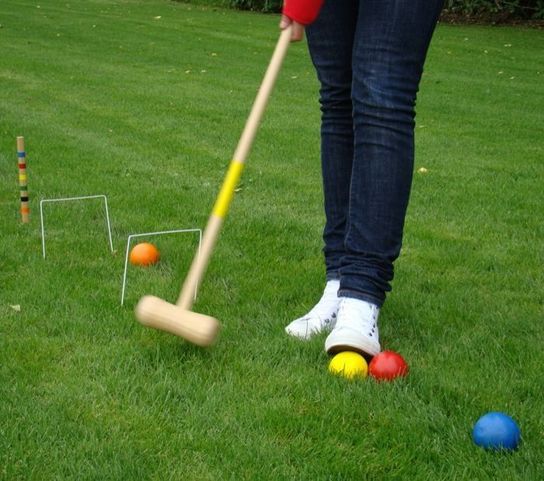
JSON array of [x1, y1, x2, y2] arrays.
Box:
[[177, 27, 291, 310]]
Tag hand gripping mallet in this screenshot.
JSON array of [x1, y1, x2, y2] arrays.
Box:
[[135, 27, 292, 346]]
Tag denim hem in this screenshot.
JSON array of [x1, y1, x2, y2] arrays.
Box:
[[337, 288, 384, 308], [326, 271, 341, 282]]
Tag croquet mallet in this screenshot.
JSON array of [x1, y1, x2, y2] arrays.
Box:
[[135, 26, 292, 346]]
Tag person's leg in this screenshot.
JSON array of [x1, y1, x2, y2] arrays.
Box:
[[307, 0, 359, 281], [326, 0, 444, 355], [285, 0, 358, 340]]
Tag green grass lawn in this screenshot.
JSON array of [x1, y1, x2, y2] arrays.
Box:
[[1, 1, 543, 479]]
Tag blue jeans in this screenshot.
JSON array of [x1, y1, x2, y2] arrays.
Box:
[[306, 0, 444, 307]]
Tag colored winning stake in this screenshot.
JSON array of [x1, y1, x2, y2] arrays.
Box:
[[17, 136, 29, 223]]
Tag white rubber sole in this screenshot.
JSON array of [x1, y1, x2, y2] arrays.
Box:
[[325, 328, 381, 357]]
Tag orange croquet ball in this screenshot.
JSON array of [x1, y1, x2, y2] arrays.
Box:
[[129, 242, 160, 266]]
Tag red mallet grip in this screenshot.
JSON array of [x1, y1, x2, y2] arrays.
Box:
[[282, 0, 324, 25]]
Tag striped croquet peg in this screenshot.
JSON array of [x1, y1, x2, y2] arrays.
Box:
[[17, 136, 30, 223]]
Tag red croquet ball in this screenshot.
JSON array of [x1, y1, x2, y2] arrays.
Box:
[[369, 351, 409, 381]]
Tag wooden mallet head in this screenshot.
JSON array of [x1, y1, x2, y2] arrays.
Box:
[[135, 295, 219, 347]]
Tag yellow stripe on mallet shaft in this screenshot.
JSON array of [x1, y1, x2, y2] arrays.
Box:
[[212, 160, 245, 219]]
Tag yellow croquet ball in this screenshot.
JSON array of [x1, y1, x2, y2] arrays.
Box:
[[328, 351, 368, 380]]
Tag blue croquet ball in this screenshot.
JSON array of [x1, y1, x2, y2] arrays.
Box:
[[472, 412, 520, 450]]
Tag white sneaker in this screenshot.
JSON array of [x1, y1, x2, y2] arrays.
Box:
[[285, 280, 340, 340], [325, 297, 381, 357]]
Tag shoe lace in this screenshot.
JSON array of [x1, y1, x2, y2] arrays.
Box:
[[337, 298, 379, 338]]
